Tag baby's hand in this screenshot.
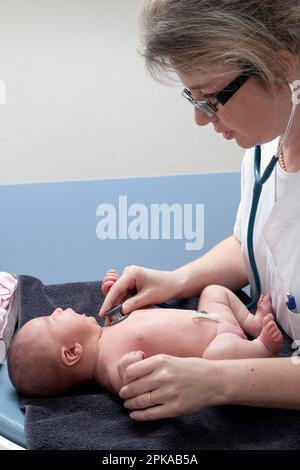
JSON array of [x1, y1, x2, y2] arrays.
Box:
[[101, 269, 120, 296], [117, 351, 146, 381]]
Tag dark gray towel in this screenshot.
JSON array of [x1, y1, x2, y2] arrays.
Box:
[[16, 275, 300, 450]]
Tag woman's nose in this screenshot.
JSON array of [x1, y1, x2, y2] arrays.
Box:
[[194, 107, 217, 127]]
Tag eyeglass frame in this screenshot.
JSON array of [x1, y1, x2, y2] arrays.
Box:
[[182, 74, 249, 117]]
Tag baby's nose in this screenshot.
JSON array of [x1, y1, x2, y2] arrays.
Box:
[[66, 307, 76, 314], [54, 307, 63, 313]]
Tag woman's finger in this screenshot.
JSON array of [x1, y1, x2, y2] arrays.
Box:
[[129, 404, 172, 421], [122, 384, 179, 421], [124, 389, 158, 410], [99, 274, 132, 316]]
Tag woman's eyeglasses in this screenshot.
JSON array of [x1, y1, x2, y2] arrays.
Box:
[[182, 74, 249, 117]]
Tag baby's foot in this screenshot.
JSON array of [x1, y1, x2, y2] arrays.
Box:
[[252, 294, 273, 337], [257, 313, 282, 355], [117, 351, 146, 380], [101, 269, 120, 296]]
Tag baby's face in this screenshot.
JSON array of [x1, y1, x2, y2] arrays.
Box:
[[24, 308, 101, 345], [47, 307, 101, 342]]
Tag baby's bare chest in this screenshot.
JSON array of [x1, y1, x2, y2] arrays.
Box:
[[112, 309, 218, 357]]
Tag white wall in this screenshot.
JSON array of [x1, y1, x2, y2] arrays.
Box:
[[0, 0, 243, 185]]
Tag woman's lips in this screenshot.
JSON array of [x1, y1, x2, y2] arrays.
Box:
[[215, 128, 234, 140]]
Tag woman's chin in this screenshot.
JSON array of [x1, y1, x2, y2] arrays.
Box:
[[234, 134, 257, 149]]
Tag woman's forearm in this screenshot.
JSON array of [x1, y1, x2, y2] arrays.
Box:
[[174, 235, 249, 298], [218, 356, 300, 409]]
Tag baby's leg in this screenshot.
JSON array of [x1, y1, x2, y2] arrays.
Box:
[[198, 285, 273, 338], [203, 314, 282, 360]]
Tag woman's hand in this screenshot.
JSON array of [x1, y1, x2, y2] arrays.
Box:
[[119, 355, 224, 421], [99, 265, 182, 317]]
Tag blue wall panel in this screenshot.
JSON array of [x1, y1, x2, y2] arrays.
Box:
[[0, 173, 240, 284]]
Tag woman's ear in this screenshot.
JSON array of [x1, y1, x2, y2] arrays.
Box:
[[60, 343, 83, 367], [276, 50, 298, 83]]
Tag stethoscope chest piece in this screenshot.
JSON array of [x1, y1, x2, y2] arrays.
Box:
[[104, 303, 129, 325]]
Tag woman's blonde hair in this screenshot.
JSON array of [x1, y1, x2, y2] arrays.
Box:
[[140, 0, 300, 88]]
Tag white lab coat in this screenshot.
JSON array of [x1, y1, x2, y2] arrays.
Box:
[[234, 136, 300, 341]]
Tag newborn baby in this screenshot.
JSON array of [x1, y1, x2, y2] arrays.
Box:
[[7, 270, 282, 397]]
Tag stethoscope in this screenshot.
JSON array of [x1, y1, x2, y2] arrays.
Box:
[[247, 82, 298, 310]]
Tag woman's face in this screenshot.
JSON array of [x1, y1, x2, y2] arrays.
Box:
[[179, 67, 292, 149]]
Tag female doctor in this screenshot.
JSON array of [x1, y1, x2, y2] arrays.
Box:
[[100, 0, 300, 420]]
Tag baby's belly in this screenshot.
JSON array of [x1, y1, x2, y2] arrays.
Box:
[[119, 309, 219, 358]]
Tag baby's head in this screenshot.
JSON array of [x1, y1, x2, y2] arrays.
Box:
[[8, 308, 102, 397]]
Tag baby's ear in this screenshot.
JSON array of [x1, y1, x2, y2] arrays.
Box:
[[61, 343, 82, 366]]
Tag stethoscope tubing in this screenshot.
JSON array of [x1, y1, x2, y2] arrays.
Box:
[[246, 145, 278, 310]]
